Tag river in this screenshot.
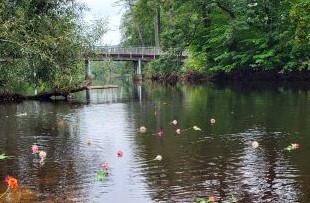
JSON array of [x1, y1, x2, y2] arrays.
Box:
[[0, 81, 310, 203]]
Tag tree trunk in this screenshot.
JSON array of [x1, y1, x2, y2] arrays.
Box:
[[127, 0, 145, 45], [154, 0, 160, 47], [0, 83, 118, 102]]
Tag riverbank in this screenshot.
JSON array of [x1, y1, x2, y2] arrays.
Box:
[[146, 70, 310, 85]]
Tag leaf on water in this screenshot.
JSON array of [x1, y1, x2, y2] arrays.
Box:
[[97, 169, 107, 181], [231, 194, 239, 203], [193, 126, 202, 131], [0, 153, 14, 160], [16, 113, 27, 117], [194, 198, 207, 203], [285, 143, 300, 151], [154, 155, 162, 161], [285, 146, 293, 151]]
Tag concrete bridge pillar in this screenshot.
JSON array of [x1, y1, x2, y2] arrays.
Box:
[[85, 59, 91, 80], [133, 58, 142, 81]]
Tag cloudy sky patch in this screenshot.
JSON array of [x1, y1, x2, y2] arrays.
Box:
[[77, 0, 122, 45]]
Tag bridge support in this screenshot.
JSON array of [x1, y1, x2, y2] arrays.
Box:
[[133, 58, 142, 81], [85, 59, 91, 80]]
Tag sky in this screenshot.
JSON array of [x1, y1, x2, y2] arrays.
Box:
[[77, 0, 123, 45]]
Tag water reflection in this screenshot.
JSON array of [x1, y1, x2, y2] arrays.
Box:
[[133, 84, 142, 103], [86, 89, 90, 104], [0, 82, 309, 202]]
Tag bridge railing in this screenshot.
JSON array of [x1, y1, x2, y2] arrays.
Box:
[[94, 46, 162, 56], [92, 46, 187, 61]]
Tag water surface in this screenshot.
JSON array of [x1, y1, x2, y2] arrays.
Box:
[[0, 82, 310, 202]]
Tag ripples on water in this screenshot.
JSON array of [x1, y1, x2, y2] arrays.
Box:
[[0, 84, 309, 202]]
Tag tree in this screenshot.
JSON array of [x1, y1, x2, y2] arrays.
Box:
[[0, 0, 107, 93], [120, 0, 310, 78]]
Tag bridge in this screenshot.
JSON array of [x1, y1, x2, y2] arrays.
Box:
[[92, 46, 163, 61], [85, 46, 187, 80]]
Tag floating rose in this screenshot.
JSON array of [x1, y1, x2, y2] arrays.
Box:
[[154, 155, 162, 161], [172, 120, 178, 125], [292, 143, 300, 149], [210, 118, 216, 124], [57, 119, 65, 127], [39, 151, 47, 162], [5, 176, 18, 191], [32, 145, 39, 154], [252, 141, 259, 149], [101, 162, 109, 171], [139, 126, 147, 133], [117, 150, 124, 158], [1, 176, 19, 199], [176, 128, 181, 135], [98, 162, 109, 181], [193, 126, 202, 131], [208, 196, 217, 202], [285, 143, 300, 151], [157, 128, 164, 137]]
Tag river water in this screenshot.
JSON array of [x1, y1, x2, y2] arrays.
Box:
[[0, 82, 310, 203]]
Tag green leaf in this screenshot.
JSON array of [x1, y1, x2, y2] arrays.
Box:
[[214, 52, 230, 62], [193, 126, 202, 131], [194, 198, 207, 203], [0, 153, 14, 160], [97, 169, 107, 181], [253, 50, 275, 60]]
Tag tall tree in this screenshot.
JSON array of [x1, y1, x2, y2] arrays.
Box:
[[154, 0, 160, 47]]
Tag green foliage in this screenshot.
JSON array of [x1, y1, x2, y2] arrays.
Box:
[[91, 60, 132, 81], [120, 0, 310, 76], [183, 51, 208, 73], [120, 0, 155, 46], [147, 48, 182, 75], [0, 0, 107, 93]]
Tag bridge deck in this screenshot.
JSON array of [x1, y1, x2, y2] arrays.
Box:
[[92, 46, 186, 61]]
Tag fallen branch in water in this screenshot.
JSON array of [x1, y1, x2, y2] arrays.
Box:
[[0, 83, 118, 102]]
